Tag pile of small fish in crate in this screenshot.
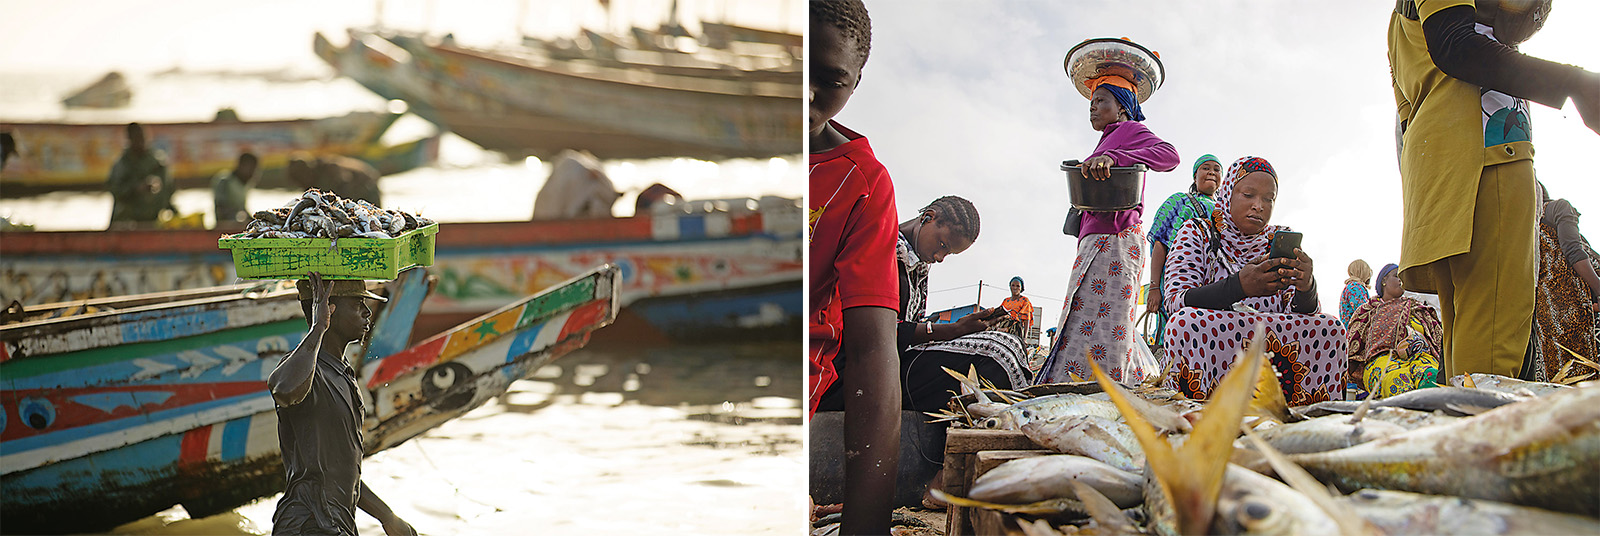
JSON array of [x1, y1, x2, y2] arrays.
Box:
[[229, 189, 433, 240], [922, 329, 1600, 535]]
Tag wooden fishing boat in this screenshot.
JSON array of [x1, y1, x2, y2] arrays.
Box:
[[0, 112, 438, 195], [0, 265, 619, 534], [0, 198, 801, 342], [314, 30, 800, 160]]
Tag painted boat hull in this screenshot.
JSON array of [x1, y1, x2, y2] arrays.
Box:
[[0, 265, 619, 533], [1, 202, 802, 342], [315, 31, 800, 160], [0, 112, 436, 195]]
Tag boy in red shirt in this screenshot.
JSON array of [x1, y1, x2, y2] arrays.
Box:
[[808, 1, 899, 534]]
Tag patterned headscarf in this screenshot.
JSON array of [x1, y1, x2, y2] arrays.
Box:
[[1010, 276, 1024, 291], [1209, 156, 1283, 266]]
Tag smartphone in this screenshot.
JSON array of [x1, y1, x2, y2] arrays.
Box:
[[1269, 231, 1303, 260]]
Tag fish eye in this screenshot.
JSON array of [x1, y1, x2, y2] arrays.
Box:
[[1242, 500, 1273, 523]]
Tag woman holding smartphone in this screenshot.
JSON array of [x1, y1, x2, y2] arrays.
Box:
[[1158, 156, 1347, 404]]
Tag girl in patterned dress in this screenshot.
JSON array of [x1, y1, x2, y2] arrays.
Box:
[[1036, 75, 1180, 385], [1160, 156, 1347, 405]]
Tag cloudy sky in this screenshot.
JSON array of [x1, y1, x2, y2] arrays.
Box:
[[835, 0, 1600, 333]]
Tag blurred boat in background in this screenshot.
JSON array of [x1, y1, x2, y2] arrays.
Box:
[[0, 112, 439, 196], [60, 71, 132, 109], [313, 29, 800, 160]]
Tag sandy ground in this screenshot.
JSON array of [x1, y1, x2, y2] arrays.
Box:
[[102, 383, 803, 535]]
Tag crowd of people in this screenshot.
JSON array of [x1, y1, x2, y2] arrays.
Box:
[[807, 0, 1600, 533]]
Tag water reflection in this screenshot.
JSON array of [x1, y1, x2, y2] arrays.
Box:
[[513, 341, 800, 409]]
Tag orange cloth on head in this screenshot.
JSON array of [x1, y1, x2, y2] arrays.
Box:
[[1083, 74, 1135, 95]]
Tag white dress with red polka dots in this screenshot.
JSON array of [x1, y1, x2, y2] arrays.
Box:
[[1159, 219, 1347, 404]]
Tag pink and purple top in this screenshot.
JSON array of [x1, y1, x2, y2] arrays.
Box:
[[1078, 120, 1179, 236]]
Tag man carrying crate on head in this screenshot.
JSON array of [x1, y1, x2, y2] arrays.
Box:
[[267, 272, 416, 536]]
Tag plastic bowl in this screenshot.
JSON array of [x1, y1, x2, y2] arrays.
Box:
[[1062, 160, 1146, 211]]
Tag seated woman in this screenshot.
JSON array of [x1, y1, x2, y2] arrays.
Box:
[[997, 276, 1034, 343], [1345, 263, 1444, 399], [816, 196, 1031, 413], [1161, 156, 1346, 405]]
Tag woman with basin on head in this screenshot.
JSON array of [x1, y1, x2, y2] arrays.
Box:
[[1144, 154, 1222, 351], [1161, 156, 1346, 405], [1345, 262, 1444, 399], [1035, 47, 1180, 386]]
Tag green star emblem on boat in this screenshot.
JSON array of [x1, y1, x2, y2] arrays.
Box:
[[471, 319, 501, 339]]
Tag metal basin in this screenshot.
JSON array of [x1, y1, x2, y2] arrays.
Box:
[[1062, 160, 1146, 211]]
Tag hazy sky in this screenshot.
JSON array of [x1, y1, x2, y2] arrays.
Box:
[[837, 0, 1600, 332], [0, 0, 801, 73]]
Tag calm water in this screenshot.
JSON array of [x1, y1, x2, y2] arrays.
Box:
[[95, 341, 803, 536]]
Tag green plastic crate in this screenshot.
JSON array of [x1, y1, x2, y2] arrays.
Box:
[[218, 223, 438, 281]]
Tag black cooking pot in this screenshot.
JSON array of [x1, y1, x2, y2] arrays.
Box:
[[1062, 160, 1147, 211]]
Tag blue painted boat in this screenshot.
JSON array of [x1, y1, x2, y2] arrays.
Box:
[[0, 265, 619, 533], [0, 199, 801, 344]]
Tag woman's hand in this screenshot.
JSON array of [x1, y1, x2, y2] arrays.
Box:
[[1081, 155, 1116, 180], [1145, 284, 1162, 314], [954, 308, 999, 336], [1239, 256, 1292, 297], [1282, 249, 1315, 292]]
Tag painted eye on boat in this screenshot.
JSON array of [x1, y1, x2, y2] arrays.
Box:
[[20, 397, 56, 430]]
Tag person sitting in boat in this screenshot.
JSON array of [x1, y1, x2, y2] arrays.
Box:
[[532, 149, 621, 220], [107, 122, 175, 228], [268, 272, 416, 536], [287, 154, 383, 207], [1161, 156, 1346, 405], [1345, 263, 1444, 399], [212, 152, 259, 228]]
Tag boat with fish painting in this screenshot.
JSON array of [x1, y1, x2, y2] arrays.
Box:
[[1, 198, 801, 343], [0, 111, 438, 196], [0, 265, 618, 534]]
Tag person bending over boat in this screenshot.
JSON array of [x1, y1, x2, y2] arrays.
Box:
[[267, 272, 415, 536]]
